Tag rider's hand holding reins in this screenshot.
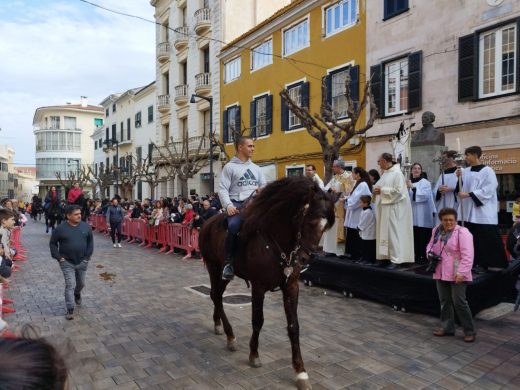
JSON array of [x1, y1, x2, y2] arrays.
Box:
[[227, 207, 239, 216]]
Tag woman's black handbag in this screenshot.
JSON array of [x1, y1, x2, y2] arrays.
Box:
[[425, 251, 441, 273]]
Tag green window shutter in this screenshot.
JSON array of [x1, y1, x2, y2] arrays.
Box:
[[250, 100, 256, 138], [458, 34, 477, 102], [407, 51, 422, 112], [266, 94, 273, 135]]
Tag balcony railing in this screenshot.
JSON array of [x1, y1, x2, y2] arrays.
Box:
[[174, 85, 188, 105], [194, 72, 211, 94], [152, 135, 212, 161], [173, 26, 189, 50], [157, 94, 170, 113], [157, 42, 171, 62], [194, 8, 211, 34]]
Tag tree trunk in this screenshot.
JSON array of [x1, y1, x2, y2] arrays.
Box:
[[323, 144, 339, 184], [180, 178, 188, 198], [150, 183, 155, 200]]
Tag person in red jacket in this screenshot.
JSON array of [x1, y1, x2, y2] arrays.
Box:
[[67, 182, 83, 205], [182, 204, 194, 225]]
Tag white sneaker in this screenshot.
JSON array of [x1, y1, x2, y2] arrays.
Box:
[[117, 243, 122, 248], [113, 244, 117, 248]]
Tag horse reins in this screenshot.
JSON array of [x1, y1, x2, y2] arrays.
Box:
[[259, 203, 310, 283]]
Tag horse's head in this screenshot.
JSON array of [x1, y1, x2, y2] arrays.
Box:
[[242, 176, 335, 261]]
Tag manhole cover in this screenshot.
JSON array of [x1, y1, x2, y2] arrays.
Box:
[[185, 285, 251, 306], [223, 295, 251, 305]]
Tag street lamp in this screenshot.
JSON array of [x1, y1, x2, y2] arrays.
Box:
[[190, 94, 214, 194], [104, 138, 120, 196]]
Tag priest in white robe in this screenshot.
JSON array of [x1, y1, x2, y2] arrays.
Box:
[[432, 150, 459, 211], [457, 146, 507, 271], [373, 153, 414, 269], [322, 160, 355, 256]]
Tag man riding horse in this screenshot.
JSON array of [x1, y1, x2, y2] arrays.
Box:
[[218, 136, 266, 280]]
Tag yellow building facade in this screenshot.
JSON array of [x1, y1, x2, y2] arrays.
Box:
[[220, 0, 366, 180]]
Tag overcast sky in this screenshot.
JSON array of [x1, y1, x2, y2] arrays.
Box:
[[0, 0, 156, 164]]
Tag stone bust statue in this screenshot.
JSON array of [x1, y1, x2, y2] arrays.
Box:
[[411, 111, 445, 146]]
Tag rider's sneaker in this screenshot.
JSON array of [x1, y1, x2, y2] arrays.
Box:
[[113, 244, 117, 248], [222, 264, 234, 280], [117, 243, 122, 248]]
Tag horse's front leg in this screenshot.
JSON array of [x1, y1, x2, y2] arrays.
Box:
[[249, 287, 265, 368], [282, 278, 311, 390]]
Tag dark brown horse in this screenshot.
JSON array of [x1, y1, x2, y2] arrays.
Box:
[[199, 176, 334, 390]]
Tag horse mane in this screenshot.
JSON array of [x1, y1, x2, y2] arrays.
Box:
[[241, 176, 319, 238]]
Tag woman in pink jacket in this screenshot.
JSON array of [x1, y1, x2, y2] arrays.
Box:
[[426, 207, 476, 342]]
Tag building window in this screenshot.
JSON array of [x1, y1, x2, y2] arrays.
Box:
[[148, 105, 154, 123], [94, 118, 103, 127], [224, 57, 241, 83], [111, 124, 116, 141], [135, 112, 142, 128], [112, 103, 116, 113], [94, 140, 97, 150], [250, 94, 273, 137], [99, 139, 103, 148], [105, 108, 109, 117], [251, 39, 272, 71], [370, 51, 422, 118], [324, 0, 357, 36], [127, 118, 131, 140], [223, 105, 240, 143], [283, 19, 309, 56], [331, 68, 349, 118], [281, 81, 309, 131], [385, 58, 409, 116], [384, 0, 409, 20], [50, 116, 60, 129], [64, 116, 76, 129], [35, 131, 81, 152], [479, 23, 517, 98], [120, 121, 124, 141]]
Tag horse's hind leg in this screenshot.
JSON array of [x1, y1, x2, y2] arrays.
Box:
[[248, 287, 265, 368], [282, 279, 311, 390], [209, 271, 236, 351]]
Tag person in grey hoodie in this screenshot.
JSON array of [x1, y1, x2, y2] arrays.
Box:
[[106, 197, 125, 247], [218, 136, 266, 280]]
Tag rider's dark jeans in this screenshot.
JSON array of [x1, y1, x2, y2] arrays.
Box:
[[227, 201, 244, 234]]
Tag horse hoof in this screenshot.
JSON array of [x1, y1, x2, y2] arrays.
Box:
[[227, 338, 237, 352], [295, 372, 312, 390], [249, 356, 262, 368], [214, 325, 224, 335]]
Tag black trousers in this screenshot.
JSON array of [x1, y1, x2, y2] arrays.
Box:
[[345, 227, 362, 259], [465, 222, 508, 269], [110, 221, 122, 243], [361, 239, 376, 263], [414, 226, 432, 262]]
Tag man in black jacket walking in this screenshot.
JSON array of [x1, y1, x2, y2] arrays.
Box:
[[50, 205, 93, 320]]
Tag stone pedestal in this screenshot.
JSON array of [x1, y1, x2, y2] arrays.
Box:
[[411, 145, 447, 183]]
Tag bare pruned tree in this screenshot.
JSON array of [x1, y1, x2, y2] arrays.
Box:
[[87, 164, 113, 199], [131, 152, 168, 200], [54, 165, 92, 197], [280, 75, 377, 183], [153, 135, 213, 196]]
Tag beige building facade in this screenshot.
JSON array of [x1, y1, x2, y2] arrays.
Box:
[[14, 167, 38, 202], [150, 0, 290, 197], [365, 0, 520, 225], [0, 145, 15, 200], [33, 98, 104, 196]]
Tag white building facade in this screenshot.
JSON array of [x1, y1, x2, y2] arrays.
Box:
[[150, 0, 290, 197], [93, 83, 156, 201], [365, 0, 520, 225], [33, 99, 104, 197], [0, 145, 15, 199]]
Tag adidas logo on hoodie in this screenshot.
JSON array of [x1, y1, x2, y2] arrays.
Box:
[[237, 169, 258, 187]]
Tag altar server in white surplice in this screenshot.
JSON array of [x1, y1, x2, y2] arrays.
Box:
[[456, 146, 508, 271], [373, 153, 414, 269], [322, 160, 355, 256], [407, 163, 436, 263], [344, 167, 373, 260], [433, 150, 460, 211]]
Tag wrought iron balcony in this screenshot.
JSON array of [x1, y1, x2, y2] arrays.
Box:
[[194, 8, 211, 35]]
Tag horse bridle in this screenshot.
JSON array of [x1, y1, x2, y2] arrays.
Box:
[[259, 202, 310, 283]]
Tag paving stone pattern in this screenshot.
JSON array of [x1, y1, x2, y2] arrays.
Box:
[[4, 221, 520, 389]]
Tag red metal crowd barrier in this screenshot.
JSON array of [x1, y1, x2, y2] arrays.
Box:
[[91, 215, 202, 259]]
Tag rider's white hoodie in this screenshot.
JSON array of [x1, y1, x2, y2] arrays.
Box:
[[218, 157, 266, 210]]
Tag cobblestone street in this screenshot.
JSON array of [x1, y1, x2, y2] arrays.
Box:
[[4, 221, 520, 389]]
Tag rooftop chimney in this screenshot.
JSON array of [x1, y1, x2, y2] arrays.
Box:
[[80, 96, 88, 107]]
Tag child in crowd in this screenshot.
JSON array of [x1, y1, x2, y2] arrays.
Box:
[[357, 195, 376, 265], [0, 244, 13, 279], [512, 196, 520, 225], [0, 209, 16, 261]]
